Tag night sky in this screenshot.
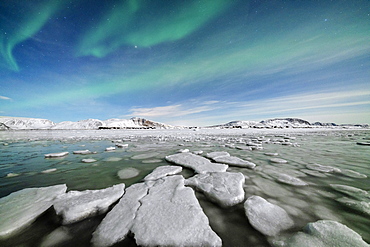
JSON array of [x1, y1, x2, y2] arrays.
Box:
[[0, 0, 369, 126]]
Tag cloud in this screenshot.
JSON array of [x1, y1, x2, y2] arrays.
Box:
[[0, 95, 11, 100], [239, 90, 370, 113], [128, 102, 221, 118], [206, 89, 370, 124], [136, 89, 370, 126]]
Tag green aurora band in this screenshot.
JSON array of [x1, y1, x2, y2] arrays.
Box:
[[12, 20, 369, 109], [76, 0, 234, 57], [0, 0, 63, 71], [3, 0, 369, 114]]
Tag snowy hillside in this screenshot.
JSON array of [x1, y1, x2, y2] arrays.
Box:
[[101, 117, 173, 129], [261, 118, 311, 128], [209, 118, 368, 129], [130, 117, 173, 129], [212, 120, 262, 129], [52, 119, 105, 129], [0, 122, 10, 130], [0, 116, 367, 130], [0, 117, 173, 130], [0, 117, 56, 129]]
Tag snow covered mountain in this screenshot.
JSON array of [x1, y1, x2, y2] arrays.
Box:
[[130, 117, 173, 129], [0, 116, 367, 130], [0, 122, 10, 130], [57, 117, 173, 129], [261, 118, 311, 128], [209, 118, 368, 129], [0, 117, 173, 130], [0, 117, 56, 130], [52, 119, 105, 130], [211, 120, 262, 129]]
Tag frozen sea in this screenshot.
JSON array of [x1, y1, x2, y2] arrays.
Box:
[[0, 128, 369, 246]]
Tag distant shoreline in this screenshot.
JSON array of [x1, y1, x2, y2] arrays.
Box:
[[1, 128, 369, 142]]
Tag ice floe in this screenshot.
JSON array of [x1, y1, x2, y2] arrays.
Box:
[[336, 197, 370, 216], [144, 165, 182, 181], [6, 172, 20, 178], [141, 159, 162, 163], [117, 168, 139, 179], [205, 151, 230, 159], [44, 152, 69, 158], [131, 152, 159, 160], [330, 184, 370, 199], [73, 150, 93, 155], [165, 153, 228, 174], [131, 176, 222, 247], [115, 143, 128, 148], [277, 220, 369, 247], [104, 157, 122, 162], [212, 155, 256, 169], [306, 163, 340, 173], [340, 169, 367, 178], [264, 152, 278, 156], [269, 158, 288, 164], [252, 177, 293, 197], [105, 147, 116, 151], [81, 158, 97, 163], [185, 172, 245, 207], [264, 170, 308, 186], [244, 195, 294, 236], [93, 176, 222, 247], [42, 168, 57, 173], [0, 184, 67, 239], [300, 169, 327, 177], [92, 183, 150, 247], [53, 183, 125, 224], [235, 145, 252, 151]]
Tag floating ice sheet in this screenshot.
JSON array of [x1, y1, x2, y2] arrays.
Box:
[[165, 153, 228, 174], [53, 183, 125, 224], [144, 165, 182, 181], [131, 176, 222, 247], [0, 184, 67, 239], [277, 220, 369, 247], [244, 195, 294, 236], [185, 172, 245, 207]]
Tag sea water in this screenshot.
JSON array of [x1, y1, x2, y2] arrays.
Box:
[[0, 129, 369, 246]]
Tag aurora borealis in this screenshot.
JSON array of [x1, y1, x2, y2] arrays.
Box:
[[0, 0, 369, 126]]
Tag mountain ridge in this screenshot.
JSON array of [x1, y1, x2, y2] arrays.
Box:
[[0, 116, 368, 130], [207, 118, 369, 129], [0, 117, 173, 130]]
